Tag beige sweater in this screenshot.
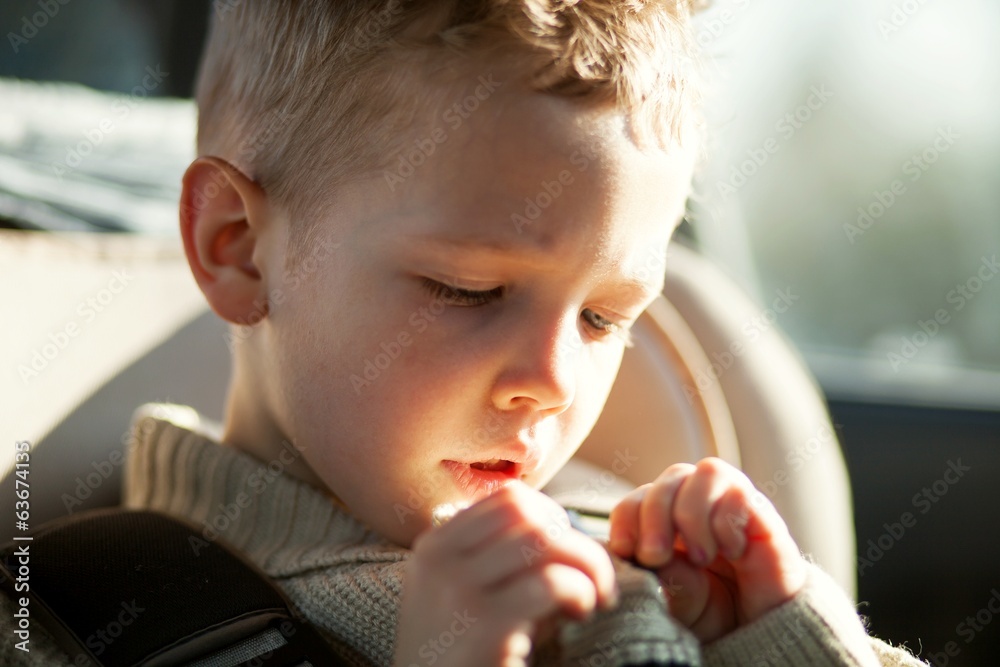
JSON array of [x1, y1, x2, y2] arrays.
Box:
[[1, 405, 926, 666]]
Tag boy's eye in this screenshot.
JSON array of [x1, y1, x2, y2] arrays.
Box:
[[421, 278, 633, 344], [582, 309, 634, 346], [422, 278, 504, 306]]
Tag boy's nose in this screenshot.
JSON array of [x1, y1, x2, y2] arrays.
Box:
[[490, 314, 578, 415]]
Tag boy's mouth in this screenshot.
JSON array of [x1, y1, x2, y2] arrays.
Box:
[[443, 458, 526, 500], [470, 458, 515, 473]]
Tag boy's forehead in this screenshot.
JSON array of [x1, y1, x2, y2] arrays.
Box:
[[380, 87, 693, 248], [306, 79, 694, 287]]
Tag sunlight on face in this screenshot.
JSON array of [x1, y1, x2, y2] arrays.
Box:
[[265, 82, 695, 545]]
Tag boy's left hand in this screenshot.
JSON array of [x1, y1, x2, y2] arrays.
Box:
[[608, 457, 807, 643]]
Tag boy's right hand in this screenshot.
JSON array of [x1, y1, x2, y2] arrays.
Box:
[[393, 482, 619, 667]]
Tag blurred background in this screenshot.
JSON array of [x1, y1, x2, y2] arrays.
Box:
[[692, 1, 1000, 663], [2, 0, 998, 664]]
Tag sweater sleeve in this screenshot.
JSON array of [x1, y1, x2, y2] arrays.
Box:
[[277, 559, 406, 667], [702, 563, 927, 667]]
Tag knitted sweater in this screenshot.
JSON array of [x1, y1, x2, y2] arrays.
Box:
[[1, 405, 926, 666]]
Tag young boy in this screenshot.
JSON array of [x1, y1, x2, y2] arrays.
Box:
[[3, 1, 927, 665]]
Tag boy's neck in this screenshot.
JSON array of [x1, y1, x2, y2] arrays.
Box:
[[221, 363, 329, 492]]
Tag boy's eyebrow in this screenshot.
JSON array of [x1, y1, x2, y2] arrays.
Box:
[[397, 233, 557, 262], [399, 234, 545, 255], [614, 276, 662, 302]]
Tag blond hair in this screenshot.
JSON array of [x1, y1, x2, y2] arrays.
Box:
[[196, 0, 702, 235]]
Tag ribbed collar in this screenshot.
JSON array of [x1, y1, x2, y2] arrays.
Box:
[[121, 403, 408, 578]]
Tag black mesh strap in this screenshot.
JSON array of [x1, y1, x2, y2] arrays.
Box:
[[0, 509, 361, 666]]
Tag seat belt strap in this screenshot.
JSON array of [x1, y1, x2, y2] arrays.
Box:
[[0, 509, 364, 666]]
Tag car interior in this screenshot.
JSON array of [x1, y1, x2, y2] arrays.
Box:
[[2, 1, 998, 665]]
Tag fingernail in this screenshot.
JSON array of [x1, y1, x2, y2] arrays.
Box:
[[609, 536, 630, 556], [603, 586, 620, 611], [689, 546, 708, 566], [641, 536, 669, 564]]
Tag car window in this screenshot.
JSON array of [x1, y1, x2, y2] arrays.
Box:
[[689, 0, 1000, 409], [0, 0, 202, 235]]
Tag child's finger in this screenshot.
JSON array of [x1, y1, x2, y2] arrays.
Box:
[[499, 623, 533, 667], [421, 484, 618, 609], [701, 469, 807, 623], [655, 555, 708, 627], [708, 473, 794, 565], [714, 484, 806, 603], [465, 522, 617, 606], [425, 483, 561, 555], [489, 562, 600, 623], [608, 484, 647, 559], [637, 463, 696, 567], [710, 484, 754, 561], [657, 556, 738, 643], [417, 498, 508, 557], [671, 458, 740, 567]]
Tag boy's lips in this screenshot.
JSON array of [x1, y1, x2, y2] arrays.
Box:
[[442, 449, 538, 500]]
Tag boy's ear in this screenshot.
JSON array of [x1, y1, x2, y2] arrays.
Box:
[[180, 156, 271, 325]]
